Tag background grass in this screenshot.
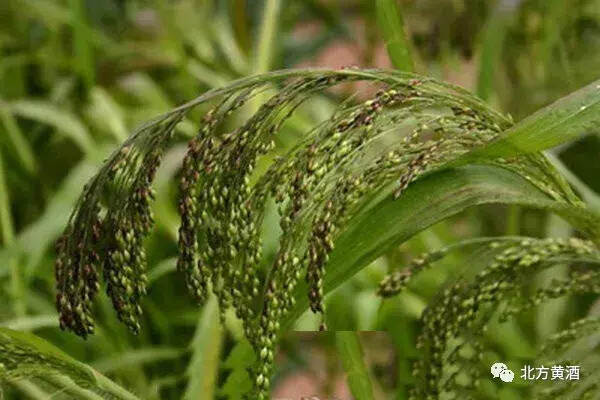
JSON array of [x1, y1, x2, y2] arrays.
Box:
[[1, 0, 600, 398]]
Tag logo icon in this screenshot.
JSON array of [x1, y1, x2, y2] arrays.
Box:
[[500, 369, 514, 382], [491, 362, 514, 382]]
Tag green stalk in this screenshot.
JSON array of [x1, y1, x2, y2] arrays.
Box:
[[536, 215, 570, 339], [253, 0, 280, 74], [183, 296, 222, 400], [0, 152, 14, 245], [68, 0, 95, 91], [476, 5, 513, 101], [505, 205, 521, 235], [231, 0, 251, 54], [0, 151, 24, 316], [249, 0, 281, 114], [376, 0, 414, 72], [335, 332, 375, 400], [0, 104, 36, 174], [542, 0, 573, 87]]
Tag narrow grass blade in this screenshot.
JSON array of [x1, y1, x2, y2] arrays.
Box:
[[0, 328, 140, 400], [218, 340, 255, 400], [253, 0, 280, 74], [0, 315, 58, 331], [0, 151, 14, 245], [9, 100, 95, 154], [542, 0, 573, 86], [68, 0, 95, 90], [460, 78, 600, 161], [0, 151, 24, 316], [536, 215, 571, 338], [92, 348, 184, 373], [0, 104, 36, 174], [212, 13, 248, 75], [476, 5, 514, 101], [230, 0, 251, 54], [376, 0, 414, 72], [87, 87, 128, 142], [183, 296, 222, 400], [148, 258, 177, 284], [335, 332, 375, 400]]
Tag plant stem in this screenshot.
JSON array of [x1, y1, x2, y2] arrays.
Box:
[[231, 0, 251, 54], [0, 151, 14, 245], [68, 0, 95, 91], [253, 0, 280, 74], [335, 332, 375, 400], [376, 0, 414, 72], [506, 205, 521, 235], [0, 151, 24, 316], [0, 104, 36, 174], [183, 296, 222, 400]]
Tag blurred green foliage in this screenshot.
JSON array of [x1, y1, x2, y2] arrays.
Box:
[[1, 0, 600, 399]]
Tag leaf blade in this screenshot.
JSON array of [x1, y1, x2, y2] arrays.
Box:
[[284, 165, 600, 327], [0, 328, 140, 400], [376, 0, 414, 72], [9, 100, 95, 154], [335, 332, 375, 400], [462, 78, 600, 161], [183, 296, 223, 400]]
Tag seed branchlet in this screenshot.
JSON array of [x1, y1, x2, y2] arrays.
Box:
[[56, 113, 183, 337], [378, 237, 600, 399]]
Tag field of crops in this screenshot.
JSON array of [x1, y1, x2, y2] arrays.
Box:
[[1, 1, 600, 399]]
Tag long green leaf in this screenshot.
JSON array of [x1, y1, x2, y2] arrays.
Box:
[[68, 0, 95, 90], [335, 332, 375, 400], [218, 340, 255, 400], [461, 78, 600, 161], [283, 164, 600, 327], [0, 315, 58, 331], [87, 87, 128, 142], [476, 5, 514, 101], [183, 296, 222, 400], [253, 0, 280, 74], [92, 348, 184, 373], [0, 328, 140, 400], [0, 104, 36, 174], [0, 151, 24, 316], [9, 100, 95, 154], [0, 151, 13, 245], [376, 0, 414, 72]]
